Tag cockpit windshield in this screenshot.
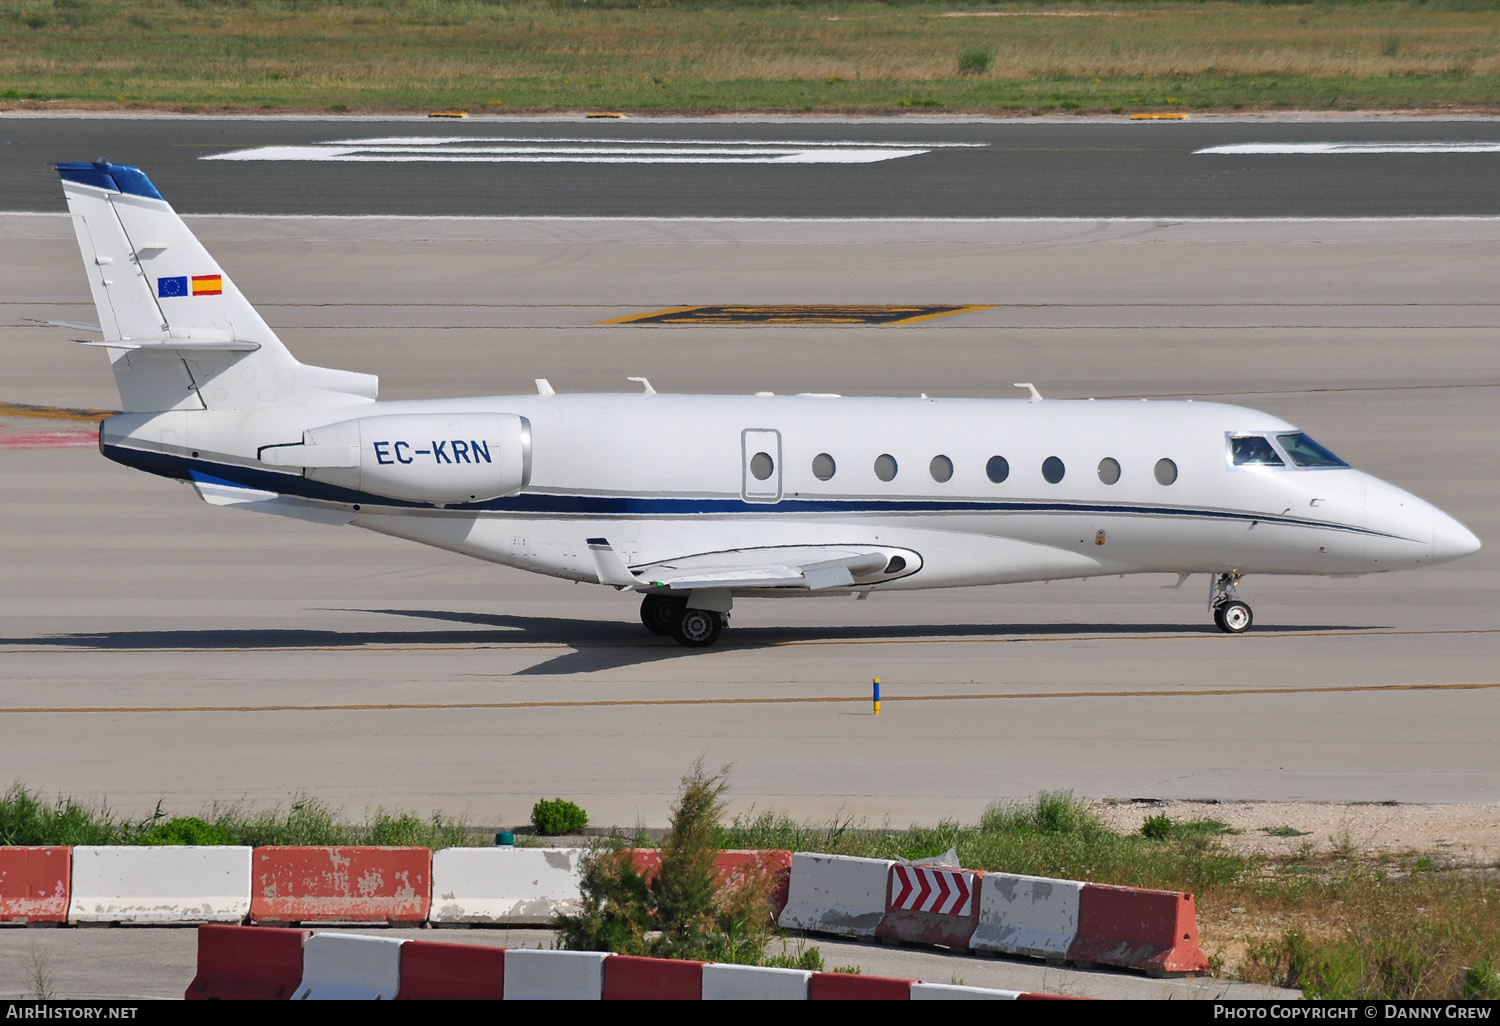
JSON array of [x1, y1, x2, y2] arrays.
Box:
[[1229, 435, 1284, 466], [1276, 433, 1348, 468]]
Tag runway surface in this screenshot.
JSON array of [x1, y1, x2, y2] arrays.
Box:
[[2, 197, 1495, 826], [4, 113, 1500, 216]]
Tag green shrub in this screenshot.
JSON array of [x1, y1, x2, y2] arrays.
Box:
[[1141, 813, 1173, 840], [956, 47, 993, 77], [532, 798, 588, 836], [556, 762, 776, 966], [139, 816, 235, 846]]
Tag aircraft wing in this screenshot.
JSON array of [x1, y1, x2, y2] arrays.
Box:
[[589, 540, 906, 591]]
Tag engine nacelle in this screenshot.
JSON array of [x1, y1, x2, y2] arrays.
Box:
[[261, 412, 532, 504]]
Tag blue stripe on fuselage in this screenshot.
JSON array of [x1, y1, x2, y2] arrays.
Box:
[[103, 442, 1407, 540]]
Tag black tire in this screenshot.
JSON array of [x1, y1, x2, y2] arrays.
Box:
[[640, 593, 686, 636], [1214, 600, 1253, 634], [672, 608, 724, 648]]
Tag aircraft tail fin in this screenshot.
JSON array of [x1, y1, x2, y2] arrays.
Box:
[[56, 161, 377, 413]]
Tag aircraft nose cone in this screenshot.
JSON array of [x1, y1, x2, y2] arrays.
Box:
[[1432, 509, 1481, 564]]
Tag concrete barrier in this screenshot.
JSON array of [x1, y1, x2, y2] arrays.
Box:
[[291, 931, 404, 999], [701, 963, 811, 1000], [809, 971, 912, 1000], [603, 955, 703, 1000], [971, 873, 1082, 961], [251, 846, 431, 923], [185, 924, 308, 1000], [429, 847, 584, 925], [68, 846, 251, 924], [911, 982, 1022, 1000], [876, 864, 983, 950], [0, 846, 70, 923], [778, 853, 895, 938], [503, 949, 608, 1000], [397, 940, 506, 1000], [1069, 883, 1208, 976]]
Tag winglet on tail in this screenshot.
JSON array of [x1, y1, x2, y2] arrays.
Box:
[[56, 160, 377, 413]]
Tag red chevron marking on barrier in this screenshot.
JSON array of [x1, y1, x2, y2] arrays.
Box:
[[892, 866, 914, 908]]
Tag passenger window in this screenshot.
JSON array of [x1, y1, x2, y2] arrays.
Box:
[[929, 455, 953, 483], [1230, 435, 1284, 467], [1097, 457, 1120, 485], [811, 453, 836, 481], [750, 452, 775, 480], [1276, 433, 1348, 468], [1042, 456, 1065, 484], [1154, 458, 1178, 486], [874, 454, 898, 482], [986, 455, 1009, 483]]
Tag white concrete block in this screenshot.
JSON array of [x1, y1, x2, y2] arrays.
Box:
[[702, 962, 811, 1000], [429, 847, 585, 925], [503, 949, 609, 1000], [777, 853, 895, 938], [68, 846, 251, 924], [911, 982, 1021, 1000], [292, 931, 403, 1000], [970, 873, 1081, 960]]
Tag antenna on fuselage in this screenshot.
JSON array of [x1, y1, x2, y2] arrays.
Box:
[[1013, 382, 1043, 403], [535, 378, 555, 396], [627, 376, 656, 395]]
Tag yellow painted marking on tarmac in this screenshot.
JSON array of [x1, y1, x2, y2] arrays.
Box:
[[1130, 113, 1189, 120], [597, 305, 703, 325], [885, 304, 997, 326], [0, 401, 115, 423], [598, 305, 995, 327], [3, 681, 1496, 716]]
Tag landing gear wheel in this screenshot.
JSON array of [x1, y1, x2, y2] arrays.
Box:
[[640, 594, 686, 636], [1214, 600, 1253, 634], [672, 608, 725, 648]]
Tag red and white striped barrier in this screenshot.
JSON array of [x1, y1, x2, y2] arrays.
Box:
[[0, 845, 1205, 977], [786, 853, 1207, 976], [183, 925, 1068, 999]]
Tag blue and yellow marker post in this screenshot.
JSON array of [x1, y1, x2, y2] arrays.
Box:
[[873, 678, 880, 716]]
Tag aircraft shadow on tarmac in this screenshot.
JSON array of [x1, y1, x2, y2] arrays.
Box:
[[8, 609, 1379, 677]]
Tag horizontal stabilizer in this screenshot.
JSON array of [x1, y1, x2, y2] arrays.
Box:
[[190, 471, 356, 526], [77, 338, 262, 353], [27, 318, 103, 333]]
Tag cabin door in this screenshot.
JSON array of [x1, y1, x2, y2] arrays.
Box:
[[740, 428, 783, 503]]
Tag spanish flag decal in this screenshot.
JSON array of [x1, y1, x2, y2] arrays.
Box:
[[191, 274, 223, 296]]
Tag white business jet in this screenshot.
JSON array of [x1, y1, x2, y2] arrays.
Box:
[[54, 161, 1479, 647]]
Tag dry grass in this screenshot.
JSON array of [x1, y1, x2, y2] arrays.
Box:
[[1, 1, 1498, 112]]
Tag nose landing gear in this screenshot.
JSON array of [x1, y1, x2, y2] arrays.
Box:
[[1209, 572, 1253, 634]]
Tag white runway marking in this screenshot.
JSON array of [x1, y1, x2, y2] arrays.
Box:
[[205, 135, 986, 165], [1197, 142, 1500, 155]]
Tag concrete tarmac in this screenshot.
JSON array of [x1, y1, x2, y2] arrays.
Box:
[[1, 215, 1494, 830]]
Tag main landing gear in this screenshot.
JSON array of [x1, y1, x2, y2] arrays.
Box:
[[1209, 572, 1253, 634], [640, 593, 726, 648]]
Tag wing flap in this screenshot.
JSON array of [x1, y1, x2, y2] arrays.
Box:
[[637, 546, 908, 592]]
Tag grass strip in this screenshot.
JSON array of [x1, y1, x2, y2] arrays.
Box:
[[2, 1, 1498, 114]]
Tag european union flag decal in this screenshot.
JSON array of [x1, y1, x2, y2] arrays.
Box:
[[157, 276, 188, 298]]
